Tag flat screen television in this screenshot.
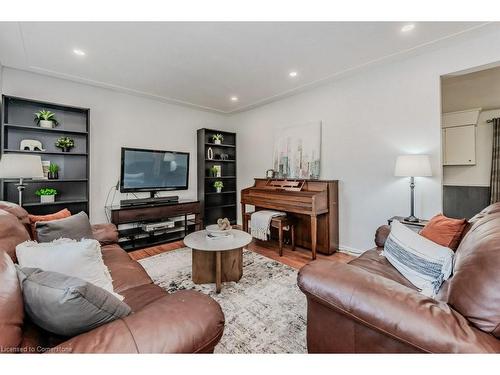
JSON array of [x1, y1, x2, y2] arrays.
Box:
[[120, 147, 189, 193]]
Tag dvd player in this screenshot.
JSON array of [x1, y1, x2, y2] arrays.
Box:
[[120, 195, 179, 207]]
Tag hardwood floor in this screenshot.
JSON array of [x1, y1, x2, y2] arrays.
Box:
[[129, 237, 354, 269]]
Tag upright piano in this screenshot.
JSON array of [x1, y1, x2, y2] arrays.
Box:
[[241, 178, 339, 259]]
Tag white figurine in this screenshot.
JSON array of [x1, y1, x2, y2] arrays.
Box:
[[20, 139, 45, 151]]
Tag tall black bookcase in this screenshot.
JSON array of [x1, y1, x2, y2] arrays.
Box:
[[1, 95, 90, 216], [197, 128, 237, 226]]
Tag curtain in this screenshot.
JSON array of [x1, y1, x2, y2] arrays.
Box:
[[490, 118, 500, 203]]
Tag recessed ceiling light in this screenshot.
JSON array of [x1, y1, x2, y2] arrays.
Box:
[[401, 24, 415, 33], [289, 71, 298, 77], [73, 48, 86, 56], [230, 96, 238, 102]]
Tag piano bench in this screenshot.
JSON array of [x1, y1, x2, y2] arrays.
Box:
[[244, 212, 295, 256]]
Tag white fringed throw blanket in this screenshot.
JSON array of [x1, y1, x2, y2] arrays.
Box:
[[250, 210, 285, 241]]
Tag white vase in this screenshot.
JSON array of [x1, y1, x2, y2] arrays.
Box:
[[40, 195, 55, 203], [39, 120, 54, 129], [216, 187, 222, 193], [214, 139, 221, 145]]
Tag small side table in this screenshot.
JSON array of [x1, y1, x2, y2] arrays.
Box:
[[183, 229, 252, 293], [388, 216, 429, 233]]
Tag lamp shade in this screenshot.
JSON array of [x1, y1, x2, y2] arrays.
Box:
[[0, 154, 44, 179], [394, 155, 432, 177]]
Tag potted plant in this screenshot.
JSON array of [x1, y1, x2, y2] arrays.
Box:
[[34, 110, 59, 129], [212, 134, 224, 145], [209, 165, 218, 177], [55, 137, 75, 152], [48, 163, 59, 180], [35, 188, 58, 203], [214, 180, 224, 193]]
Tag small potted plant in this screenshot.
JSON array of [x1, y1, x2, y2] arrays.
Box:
[[35, 188, 58, 203], [48, 163, 59, 180], [212, 134, 224, 145], [214, 180, 224, 193], [34, 110, 59, 129], [55, 137, 75, 152]]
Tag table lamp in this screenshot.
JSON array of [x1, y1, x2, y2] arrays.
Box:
[[394, 154, 432, 223], [0, 154, 44, 205]]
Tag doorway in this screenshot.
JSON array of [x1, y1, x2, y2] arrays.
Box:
[[441, 65, 500, 219]]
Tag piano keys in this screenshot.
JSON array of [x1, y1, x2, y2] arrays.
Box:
[[241, 178, 339, 259]]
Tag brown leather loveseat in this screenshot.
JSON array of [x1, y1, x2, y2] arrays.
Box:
[[298, 203, 500, 353], [0, 202, 225, 353]]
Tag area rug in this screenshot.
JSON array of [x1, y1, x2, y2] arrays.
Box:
[[138, 247, 307, 353]]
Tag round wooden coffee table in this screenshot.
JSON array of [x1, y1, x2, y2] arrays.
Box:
[[183, 229, 252, 293]]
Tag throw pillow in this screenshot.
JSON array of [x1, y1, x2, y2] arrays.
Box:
[[15, 238, 123, 300], [0, 209, 31, 262], [383, 220, 454, 297], [28, 208, 72, 239], [16, 267, 131, 336], [420, 214, 467, 251], [36, 211, 93, 243]]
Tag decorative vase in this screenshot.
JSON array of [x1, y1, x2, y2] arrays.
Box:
[[48, 171, 59, 180], [207, 147, 213, 160], [40, 195, 55, 203], [216, 187, 222, 193], [62, 147, 71, 152], [39, 120, 54, 129], [214, 139, 221, 145]]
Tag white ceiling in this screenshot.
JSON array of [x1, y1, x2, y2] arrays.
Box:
[[0, 22, 491, 113]]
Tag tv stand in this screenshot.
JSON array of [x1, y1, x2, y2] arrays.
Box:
[[120, 195, 179, 207], [106, 199, 201, 252]]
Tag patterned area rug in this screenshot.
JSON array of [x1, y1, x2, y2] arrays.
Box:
[[138, 247, 307, 353]]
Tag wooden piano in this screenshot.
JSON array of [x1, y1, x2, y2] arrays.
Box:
[[241, 178, 339, 259]]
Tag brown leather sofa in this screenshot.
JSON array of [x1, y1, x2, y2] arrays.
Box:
[[0, 202, 225, 353], [298, 203, 500, 353]]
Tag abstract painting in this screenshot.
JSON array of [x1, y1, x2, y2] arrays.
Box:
[[272, 122, 321, 179]]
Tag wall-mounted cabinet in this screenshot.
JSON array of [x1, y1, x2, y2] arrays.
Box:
[[442, 124, 476, 166]]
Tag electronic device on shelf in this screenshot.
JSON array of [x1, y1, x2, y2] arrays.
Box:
[[119, 195, 179, 207], [142, 220, 175, 232], [120, 147, 189, 196]]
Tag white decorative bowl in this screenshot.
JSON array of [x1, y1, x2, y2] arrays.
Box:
[[206, 224, 232, 236]]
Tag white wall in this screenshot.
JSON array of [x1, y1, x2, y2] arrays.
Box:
[[443, 109, 499, 187], [228, 27, 500, 253], [1, 68, 230, 223]]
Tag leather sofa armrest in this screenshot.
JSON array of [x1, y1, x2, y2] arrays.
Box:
[[297, 260, 500, 353], [374, 225, 390, 247], [92, 223, 119, 245], [48, 291, 225, 353]]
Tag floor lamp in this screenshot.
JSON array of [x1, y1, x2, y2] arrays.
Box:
[[394, 154, 432, 223], [0, 154, 45, 206]]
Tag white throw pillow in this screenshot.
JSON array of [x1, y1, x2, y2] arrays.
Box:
[[383, 221, 454, 297], [15, 238, 123, 300]]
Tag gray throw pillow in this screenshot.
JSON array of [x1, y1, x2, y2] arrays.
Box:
[[36, 211, 93, 243], [16, 267, 131, 336]]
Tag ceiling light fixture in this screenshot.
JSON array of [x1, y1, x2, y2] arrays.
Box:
[[230, 96, 239, 102], [401, 24, 415, 33], [289, 71, 298, 77], [73, 48, 86, 56]]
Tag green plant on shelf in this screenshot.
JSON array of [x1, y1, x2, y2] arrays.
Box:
[[34, 109, 59, 127], [55, 136, 75, 152], [212, 134, 224, 144], [209, 166, 218, 177], [214, 180, 224, 193], [35, 188, 58, 196], [48, 163, 59, 173]]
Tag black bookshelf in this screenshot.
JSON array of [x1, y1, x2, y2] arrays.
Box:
[[197, 128, 237, 226], [1, 95, 90, 216]]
